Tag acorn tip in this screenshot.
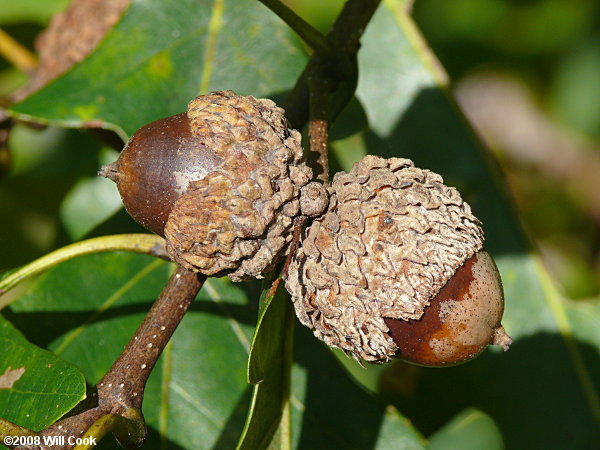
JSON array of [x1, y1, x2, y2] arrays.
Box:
[[492, 325, 512, 351], [98, 162, 120, 182]]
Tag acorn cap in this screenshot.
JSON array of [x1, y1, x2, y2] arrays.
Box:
[[164, 91, 313, 281], [284, 155, 485, 363]]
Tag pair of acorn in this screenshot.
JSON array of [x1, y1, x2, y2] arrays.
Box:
[[101, 90, 511, 367]]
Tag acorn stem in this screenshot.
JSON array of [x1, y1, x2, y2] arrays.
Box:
[[282, 215, 307, 280]]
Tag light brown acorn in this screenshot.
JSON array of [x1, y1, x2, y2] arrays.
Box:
[[100, 90, 326, 281], [284, 155, 511, 366], [384, 250, 511, 366]]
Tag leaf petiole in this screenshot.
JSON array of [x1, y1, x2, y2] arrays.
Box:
[[258, 0, 333, 57], [0, 234, 167, 304]]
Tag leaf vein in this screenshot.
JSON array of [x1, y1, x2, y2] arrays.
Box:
[[53, 259, 165, 355], [203, 280, 251, 353], [199, 0, 225, 94]]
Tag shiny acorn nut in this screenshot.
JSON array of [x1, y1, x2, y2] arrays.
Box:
[[100, 91, 321, 281], [99, 112, 222, 237], [385, 250, 512, 367]]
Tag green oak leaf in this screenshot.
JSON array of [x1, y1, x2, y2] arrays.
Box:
[[0, 314, 86, 431], [4, 252, 256, 449], [8, 0, 307, 140]]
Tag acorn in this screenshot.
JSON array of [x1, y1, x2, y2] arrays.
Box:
[[284, 155, 511, 366], [99, 111, 220, 237], [384, 250, 511, 366], [100, 90, 326, 281]]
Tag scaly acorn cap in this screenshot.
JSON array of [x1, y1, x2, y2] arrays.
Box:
[[284, 155, 486, 363], [164, 91, 314, 281]]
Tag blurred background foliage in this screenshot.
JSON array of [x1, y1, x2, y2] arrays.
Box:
[[412, 0, 600, 301], [0, 0, 598, 448], [0, 0, 141, 272], [2, 0, 599, 300]]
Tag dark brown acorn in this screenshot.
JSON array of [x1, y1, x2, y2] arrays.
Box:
[[100, 90, 322, 281], [99, 112, 222, 237]]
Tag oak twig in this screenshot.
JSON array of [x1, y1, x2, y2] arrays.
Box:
[[285, 0, 381, 131], [98, 266, 204, 412], [28, 266, 205, 449], [308, 70, 333, 184], [282, 0, 381, 184]]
